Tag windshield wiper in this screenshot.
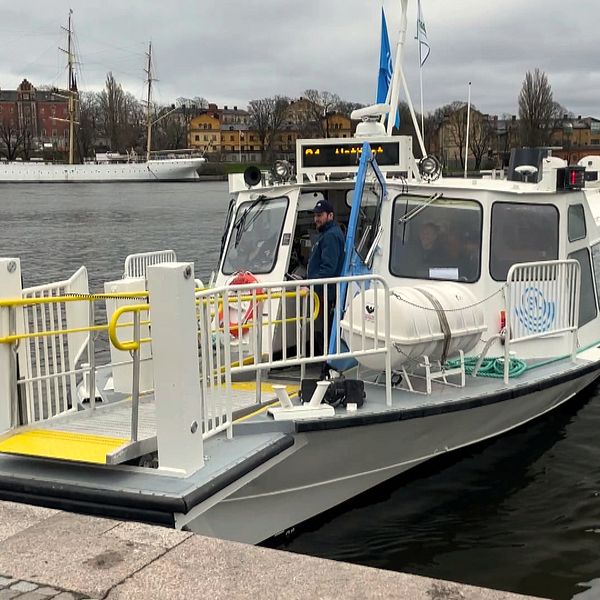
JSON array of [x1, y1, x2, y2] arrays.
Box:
[[397, 192, 443, 225], [233, 195, 267, 247]]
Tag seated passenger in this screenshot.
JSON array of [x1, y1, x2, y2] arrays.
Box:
[[441, 230, 479, 281], [413, 221, 446, 277]]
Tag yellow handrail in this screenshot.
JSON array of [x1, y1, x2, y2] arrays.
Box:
[[108, 304, 152, 351], [0, 318, 150, 346], [0, 291, 149, 308], [195, 288, 316, 306]]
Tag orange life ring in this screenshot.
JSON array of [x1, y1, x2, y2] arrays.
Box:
[[218, 271, 263, 337]]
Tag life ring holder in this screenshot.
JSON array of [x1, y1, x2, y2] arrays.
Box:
[[218, 271, 263, 337]]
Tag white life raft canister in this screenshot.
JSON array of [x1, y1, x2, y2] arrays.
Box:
[[340, 282, 486, 371]]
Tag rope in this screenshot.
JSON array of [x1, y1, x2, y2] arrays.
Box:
[[445, 356, 528, 379], [391, 285, 506, 312]]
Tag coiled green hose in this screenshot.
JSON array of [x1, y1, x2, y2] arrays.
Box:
[[444, 356, 528, 378]]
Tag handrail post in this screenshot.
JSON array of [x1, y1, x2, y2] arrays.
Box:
[[255, 291, 263, 405], [88, 300, 96, 411], [130, 310, 141, 442], [0, 258, 23, 433], [8, 307, 20, 427]]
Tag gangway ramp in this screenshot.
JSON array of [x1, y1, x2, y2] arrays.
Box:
[[0, 382, 298, 465]]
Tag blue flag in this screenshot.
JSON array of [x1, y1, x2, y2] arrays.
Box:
[[377, 9, 400, 130]]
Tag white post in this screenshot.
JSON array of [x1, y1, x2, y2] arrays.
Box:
[[147, 262, 204, 476], [419, 66, 425, 144], [385, 0, 408, 135], [0, 258, 22, 433], [464, 81, 472, 178]]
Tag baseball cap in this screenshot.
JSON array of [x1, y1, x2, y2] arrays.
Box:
[[313, 200, 334, 214]]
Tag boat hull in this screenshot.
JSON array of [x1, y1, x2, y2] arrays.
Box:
[[181, 367, 600, 544], [0, 158, 205, 182]]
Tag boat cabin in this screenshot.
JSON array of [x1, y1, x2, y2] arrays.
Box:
[[216, 134, 600, 364]]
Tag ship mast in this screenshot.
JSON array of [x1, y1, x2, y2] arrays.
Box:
[[58, 10, 78, 165], [145, 42, 155, 162]]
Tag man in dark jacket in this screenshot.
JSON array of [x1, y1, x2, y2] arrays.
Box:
[[307, 199, 345, 362]]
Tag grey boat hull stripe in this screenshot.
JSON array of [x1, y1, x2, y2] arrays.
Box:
[[295, 358, 600, 432]]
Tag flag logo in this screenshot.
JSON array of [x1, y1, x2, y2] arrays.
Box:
[[417, 0, 430, 67]]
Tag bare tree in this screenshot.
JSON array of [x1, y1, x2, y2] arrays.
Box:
[[444, 101, 468, 169], [337, 100, 364, 118], [0, 117, 25, 160], [248, 96, 289, 159], [301, 89, 341, 137], [469, 112, 494, 170], [152, 104, 187, 150], [518, 69, 560, 147], [97, 73, 143, 152], [77, 91, 102, 160]]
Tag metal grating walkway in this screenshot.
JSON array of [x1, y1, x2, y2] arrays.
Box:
[[0, 381, 298, 465]]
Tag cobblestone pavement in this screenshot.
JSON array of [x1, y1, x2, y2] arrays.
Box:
[[0, 576, 96, 600]]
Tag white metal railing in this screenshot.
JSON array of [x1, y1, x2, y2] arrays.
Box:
[[195, 274, 393, 439], [124, 250, 177, 279], [504, 259, 580, 382], [19, 266, 90, 423]]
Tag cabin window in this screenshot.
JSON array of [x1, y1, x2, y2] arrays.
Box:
[[490, 203, 559, 281], [390, 195, 482, 282], [222, 197, 289, 275], [568, 204, 586, 242], [568, 248, 597, 325]]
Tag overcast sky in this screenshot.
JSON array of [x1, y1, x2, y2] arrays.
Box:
[[0, 0, 598, 118]]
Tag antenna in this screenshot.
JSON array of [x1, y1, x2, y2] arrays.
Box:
[[384, 0, 427, 157]]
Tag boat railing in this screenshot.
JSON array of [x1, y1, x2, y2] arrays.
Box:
[[14, 266, 90, 424], [503, 259, 581, 379], [0, 280, 150, 434], [124, 250, 178, 279], [472, 259, 583, 384], [194, 274, 393, 416]]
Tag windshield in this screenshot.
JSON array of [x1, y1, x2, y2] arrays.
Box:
[[390, 195, 482, 282], [222, 196, 289, 275]]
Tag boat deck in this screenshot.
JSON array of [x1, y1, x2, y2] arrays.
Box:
[[0, 381, 299, 465], [2, 349, 600, 467]]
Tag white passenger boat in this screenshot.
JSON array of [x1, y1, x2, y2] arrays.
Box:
[[0, 0, 599, 544], [0, 14, 204, 183]]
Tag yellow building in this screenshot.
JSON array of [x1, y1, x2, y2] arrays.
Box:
[[188, 108, 221, 153], [325, 112, 352, 138]]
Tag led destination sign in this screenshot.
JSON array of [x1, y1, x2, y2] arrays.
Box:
[[301, 141, 400, 169]]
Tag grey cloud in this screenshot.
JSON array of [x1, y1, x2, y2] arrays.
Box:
[[0, 0, 598, 116]]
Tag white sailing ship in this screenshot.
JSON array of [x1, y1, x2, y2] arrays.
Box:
[[0, 13, 205, 183]]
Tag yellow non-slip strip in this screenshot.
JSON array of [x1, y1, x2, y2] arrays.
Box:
[[0, 429, 128, 464], [230, 382, 299, 395]]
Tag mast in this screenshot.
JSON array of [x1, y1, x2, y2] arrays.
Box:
[[384, 0, 427, 156], [59, 10, 78, 164], [145, 42, 154, 161]]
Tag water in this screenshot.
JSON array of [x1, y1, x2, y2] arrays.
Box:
[[1, 182, 600, 600], [0, 182, 230, 289]]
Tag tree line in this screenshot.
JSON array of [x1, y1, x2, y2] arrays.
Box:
[[0, 68, 569, 166]]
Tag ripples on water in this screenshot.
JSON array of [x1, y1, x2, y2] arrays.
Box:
[[1, 182, 600, 600], [0, 182, 229, 288]]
